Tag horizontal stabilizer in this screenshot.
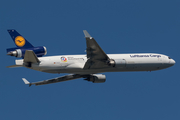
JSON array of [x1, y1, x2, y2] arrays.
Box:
[[24, 50, 40, 63], [6, 65, 23, 68]]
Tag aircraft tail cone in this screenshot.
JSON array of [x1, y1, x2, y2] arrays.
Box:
[[7, 52, 13, 56], [7, 51, 17, 57]]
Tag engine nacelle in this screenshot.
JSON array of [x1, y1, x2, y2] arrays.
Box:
[[107, 59, 126, 68], [7, 46, 47, 58], [85, 74, 106, 83]]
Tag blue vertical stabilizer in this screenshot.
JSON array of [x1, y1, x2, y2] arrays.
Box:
[[7, 29, 34, 48]]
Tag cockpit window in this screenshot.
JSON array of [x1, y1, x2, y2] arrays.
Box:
[[168, 57, 172, 59]]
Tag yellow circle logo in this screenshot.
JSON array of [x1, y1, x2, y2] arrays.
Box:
[[15, 36, 26, 47]]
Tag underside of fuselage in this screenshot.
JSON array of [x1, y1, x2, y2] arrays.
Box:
[[30, 62, 173, 74]]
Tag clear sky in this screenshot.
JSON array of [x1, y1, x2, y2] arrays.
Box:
[[0, 0, 180, 120]]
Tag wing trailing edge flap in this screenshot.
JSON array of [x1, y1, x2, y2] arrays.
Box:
[[83, 30, 110, 69]]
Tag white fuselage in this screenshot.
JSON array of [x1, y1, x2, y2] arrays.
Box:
[[16, 53, 175, 74]]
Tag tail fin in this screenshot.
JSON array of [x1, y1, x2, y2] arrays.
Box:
[[7, 29, 34, 48]]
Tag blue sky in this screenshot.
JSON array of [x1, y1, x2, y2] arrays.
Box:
[[0, 0, 180, 120]]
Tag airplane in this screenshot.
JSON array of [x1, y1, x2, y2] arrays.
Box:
[[6, 29, 175, 86]]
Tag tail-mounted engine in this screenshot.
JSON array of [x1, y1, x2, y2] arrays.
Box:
[[7, 46, 47, 58]]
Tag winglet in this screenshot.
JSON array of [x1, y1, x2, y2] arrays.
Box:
[[22, 78, 32, 87], [83, 30, 92, 38], [22, 78, 30, 84]]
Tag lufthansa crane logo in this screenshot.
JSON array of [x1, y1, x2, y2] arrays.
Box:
[[61, 57, 67, 62], [15, 36, 26, 47]]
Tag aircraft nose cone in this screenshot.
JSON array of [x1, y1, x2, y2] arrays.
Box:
[[170, 59, 176, 66]]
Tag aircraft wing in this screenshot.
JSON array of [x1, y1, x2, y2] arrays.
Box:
[[22, 74, 83, 86], [83, 30, 110, 69]]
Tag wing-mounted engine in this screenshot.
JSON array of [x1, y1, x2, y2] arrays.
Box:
[[7, 46, 47, 58], [107, 59, 126, 68], [84, 74, 106, 83]]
